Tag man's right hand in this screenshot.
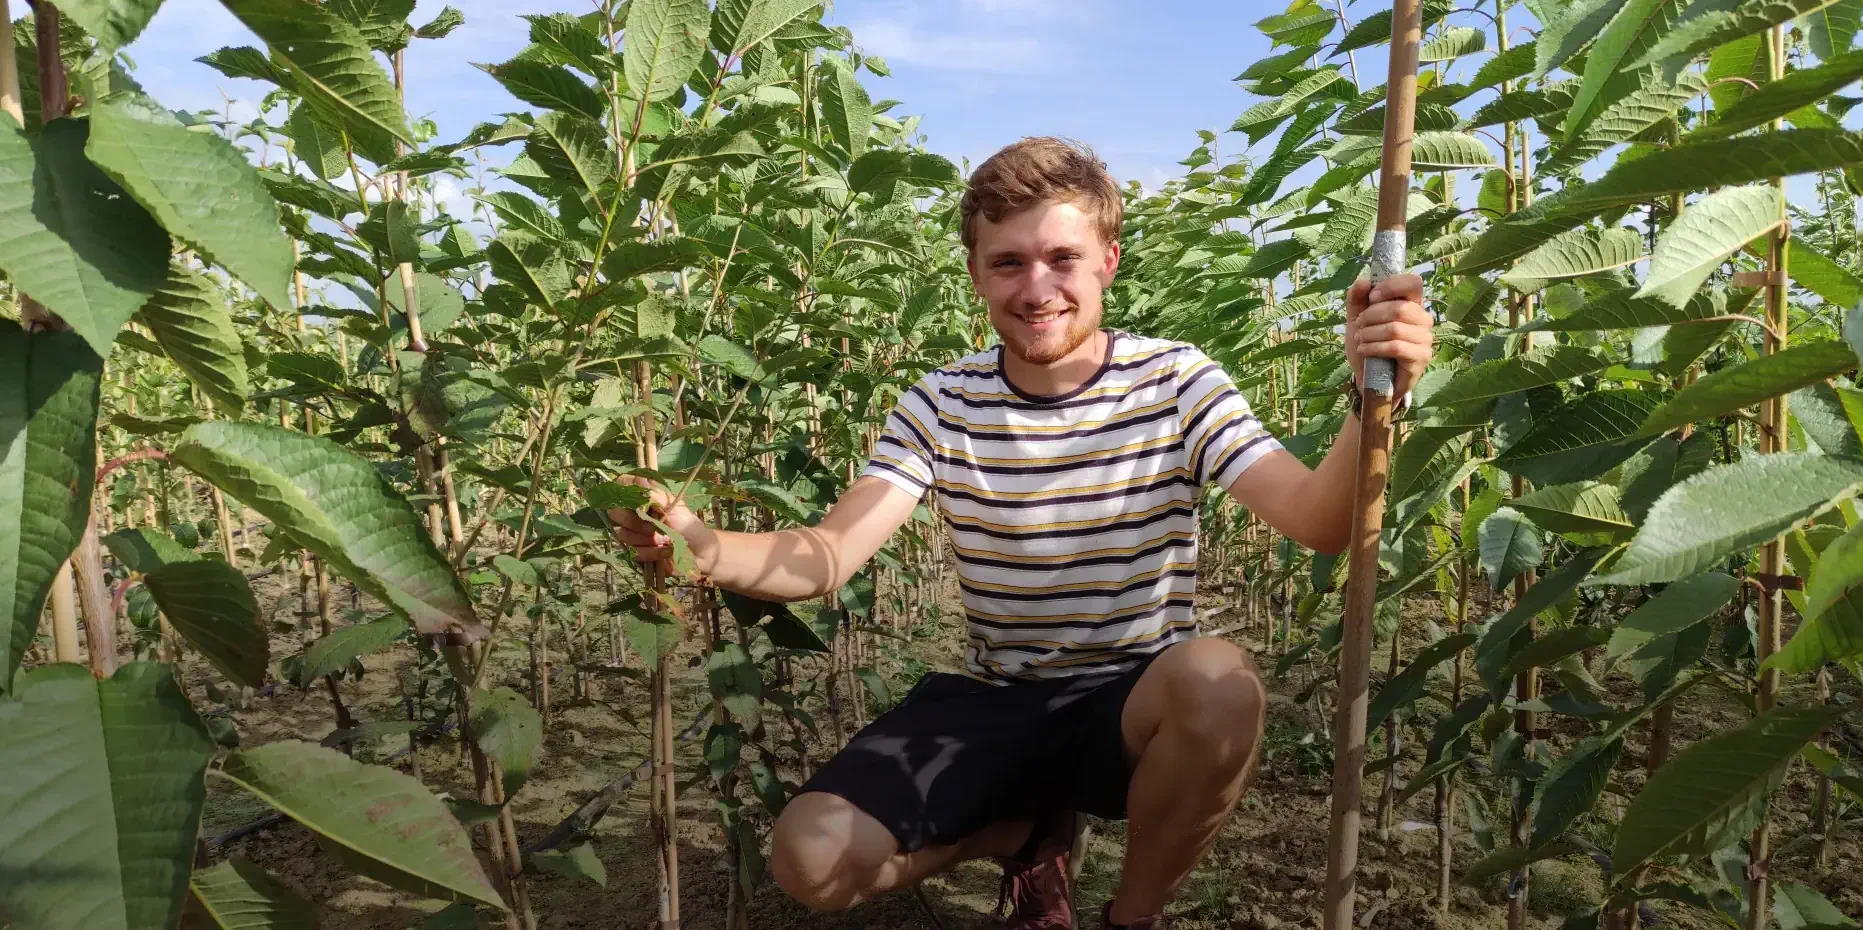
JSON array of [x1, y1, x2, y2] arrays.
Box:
[[607, 475, 714, 579]]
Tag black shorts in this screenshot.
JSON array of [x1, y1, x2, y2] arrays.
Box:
[[796, 650, 1162, 853]]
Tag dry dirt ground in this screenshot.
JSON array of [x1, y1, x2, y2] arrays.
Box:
[[189, 571, 1861, 930]]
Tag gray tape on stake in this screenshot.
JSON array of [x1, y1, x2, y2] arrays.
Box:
[[1361, 229, 1406, 397]]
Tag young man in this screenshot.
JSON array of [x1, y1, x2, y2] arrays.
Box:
[[612, 137, 1434, 929]]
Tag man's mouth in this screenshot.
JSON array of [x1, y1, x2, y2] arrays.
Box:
[[1019, 308, 1070, 331]]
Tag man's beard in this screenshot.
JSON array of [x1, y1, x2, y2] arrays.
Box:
[[1001, 307, 1099, 365]]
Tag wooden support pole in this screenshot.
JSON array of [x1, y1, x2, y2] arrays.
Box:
[[1322, 2, 1418, 928]]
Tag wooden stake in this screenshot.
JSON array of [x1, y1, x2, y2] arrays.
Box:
[[637, 358, 680, 930], [1323, 3, 1419, 927]]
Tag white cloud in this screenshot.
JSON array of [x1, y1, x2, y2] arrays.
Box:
[[845, 17, 1046, 73]]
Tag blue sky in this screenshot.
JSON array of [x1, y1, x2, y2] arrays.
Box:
[[119, 0, 1316, 191]]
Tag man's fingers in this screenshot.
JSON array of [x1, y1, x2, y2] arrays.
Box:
[[1367, 273, 1424, 303], [1356, 339, 1435, 362], [1354, 320, 1432, 346], [1354, 299, 1430, 326]]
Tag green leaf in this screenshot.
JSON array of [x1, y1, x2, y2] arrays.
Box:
[[1638, 184, 1783, 307], [1596, 453, 1863, 585], [1612, 705, 1838, 876], [1499, 227, 1647, 291], [697, 335, 767, 382], [144, 559, 268, 688], [1517, 286, 1731, 331], [0, 663, 215, 930], [0, 120, 169, 355], [171, 422, 483, 638], [1419, 25, 1485, 62], [1470, 38, 1537, 90], [1606, 571, 1740, 660], [487, 234, 570, 309], [1, 321, 103, 691], [1532, 735, 1624, 847], [625, 0, 710, 103], [1694, 50, 1863, 140], [847, 148, 911, 196], [189, 856, 319, 930], [217, 740, 504, 908], [1566, 0, 1684, 136], [706, 642, 762, 730], [714, 0, 822, 55], [102, 527, 198, 573], [415, 6, 465, 40], [60, 0, 163, 49], [530, 842, 606, 886], [476, 60, 605, 121], [1410, 131, 1497, 171], [1544, 73, 1708, 176], [602, 237, 706, 282], [1493, 389, 1664, 485], [1636, 341, 1856, 438], [1314, 186, 1378, 254], [1774, 882, 1858, 930], [1463, 842, 1584, 885], [197, 45, 291, 84], [1769, 518, 1863, 672], [818, 56, 872, 158], [1808, 0, 1863, 58], [1630, 0, 1846, 76], [137, 266, 251, 416], [525, 112, 612, 200], [1463, 85, 1573, 130], [294, 616, 408, 685], [1368, 632, 1475, 731], [471, 687, 541, 794], [1480, 506, 1544, 592], [1786, 239, 1863, 308], [218, 0, 414, 164], [1537, 0, 1627, 78], [1511, 481, 1635, 542], [86, 92, 294, 312], [1423, 346, 1610, 408]]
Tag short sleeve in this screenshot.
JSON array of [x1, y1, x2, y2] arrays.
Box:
[[859, 374, 941, 498], [1175, 345, 1282, 490]]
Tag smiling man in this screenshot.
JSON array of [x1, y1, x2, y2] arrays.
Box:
[[611, 137, 1434, 929]]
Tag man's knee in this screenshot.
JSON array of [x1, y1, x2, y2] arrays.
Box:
[[1158, 638, 1267, 764], [770, 792, 896, 912]]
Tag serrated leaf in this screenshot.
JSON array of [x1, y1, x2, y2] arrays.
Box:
[[218, 0, 413, 164], [847, 148, 911, 195], [1565, 0, 1685, 136], [1695, 49, 1863, 140], [295, 616, 408, 685], [525, 112, 611, 200], [1511, 481, 1635, 541], [1613, 705, 1838, 875], [602, 237, 706, 282], [487, 234, 570, 309], [1475, 549, 1611, 689], [1532, 736, 1624, 847], [1637, 184, 1783, 307], [87, 92, 294, 312], [1544, 73, 1708, 175], [1768, 518, 1863, 672], [706, 642, 762, 730], [1537, 0, 1628, 78], [1518, 286, 1731, 331], [1470, 39, 1537, 90], [1637, 341, 1856, 438], [137, 266, 251, 415], [1409, 131, 1496, 171], [1423, 346, 1609, 408], [1463, 85, 1573, 130], [1480, 506, 1544, 591], [1336, 1, 1454, 56], [476, 60, 605, 121], [1256, 6, 1335, 46], [1494, 389, 1664, 485], [0, 120, 169, 355], [217, 740, 504, 908], [531, 842, 606, 886], [102, 528, 198, 573], [1, 322, 102, 691], [714, 0, 823, 55], [1419, 25, 1485, 62], [471, 687, 541, 794], [171, 422, 483, 638], [1786, 239, 1863, 309], [61, 0, 163, 49], [1315, 186, 1377, 254], [1499, 227, 1647, 291], [1596, 453, 1863, 585], [624, 0, 710, 103], [1631, 0, 1845, 77], [818, 56, 872, 158], [189, 856, 318, 930], [1808, 0, 1863, 58], [1368, 632, 1476, 731], [1606, 571, 1740, 660], [697, 335, 767, 382], [1462, 842, 1585, 885], [197, 45, 290, 84], [0, 663, 215, 930], [145, 559, 268, 688], [415, 5, 465, 40]]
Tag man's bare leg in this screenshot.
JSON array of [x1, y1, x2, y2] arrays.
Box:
[[1107, 637, 1267, 925], [771, 791, 1034, 911]]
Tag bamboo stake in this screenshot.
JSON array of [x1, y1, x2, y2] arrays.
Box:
[[637, 358, 680, 930], [1323, 2, 1419, 927], [1746, 24, 1791, 930]]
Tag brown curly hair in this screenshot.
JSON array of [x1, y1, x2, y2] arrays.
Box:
[[959, 136, 1123, 253]]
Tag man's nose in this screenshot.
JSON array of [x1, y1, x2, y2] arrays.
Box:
[[1021, 262, 1063, 306]]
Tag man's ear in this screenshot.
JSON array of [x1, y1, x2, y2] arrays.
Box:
[[965, 252, 982, 296], [1102, 239, 1122, 281]]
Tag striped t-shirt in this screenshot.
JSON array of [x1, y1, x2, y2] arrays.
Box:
[[861, 329, 1281, 683]]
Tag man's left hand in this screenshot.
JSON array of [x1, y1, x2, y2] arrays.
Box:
[[1344, 273, 1434, 399]]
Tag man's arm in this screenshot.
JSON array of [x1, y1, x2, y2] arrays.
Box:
[[610, 474, 921, 603], [1224, 273, 1434, 555]]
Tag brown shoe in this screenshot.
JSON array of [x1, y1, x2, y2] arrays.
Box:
[[996, 810, 1076, 929], [1100, 900, 1167, 929]]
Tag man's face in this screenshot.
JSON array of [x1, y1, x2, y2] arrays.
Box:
[[967, 199, 1121, 365]]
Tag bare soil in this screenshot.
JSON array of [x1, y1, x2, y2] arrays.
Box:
[[190, 569, 1861, 930]]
